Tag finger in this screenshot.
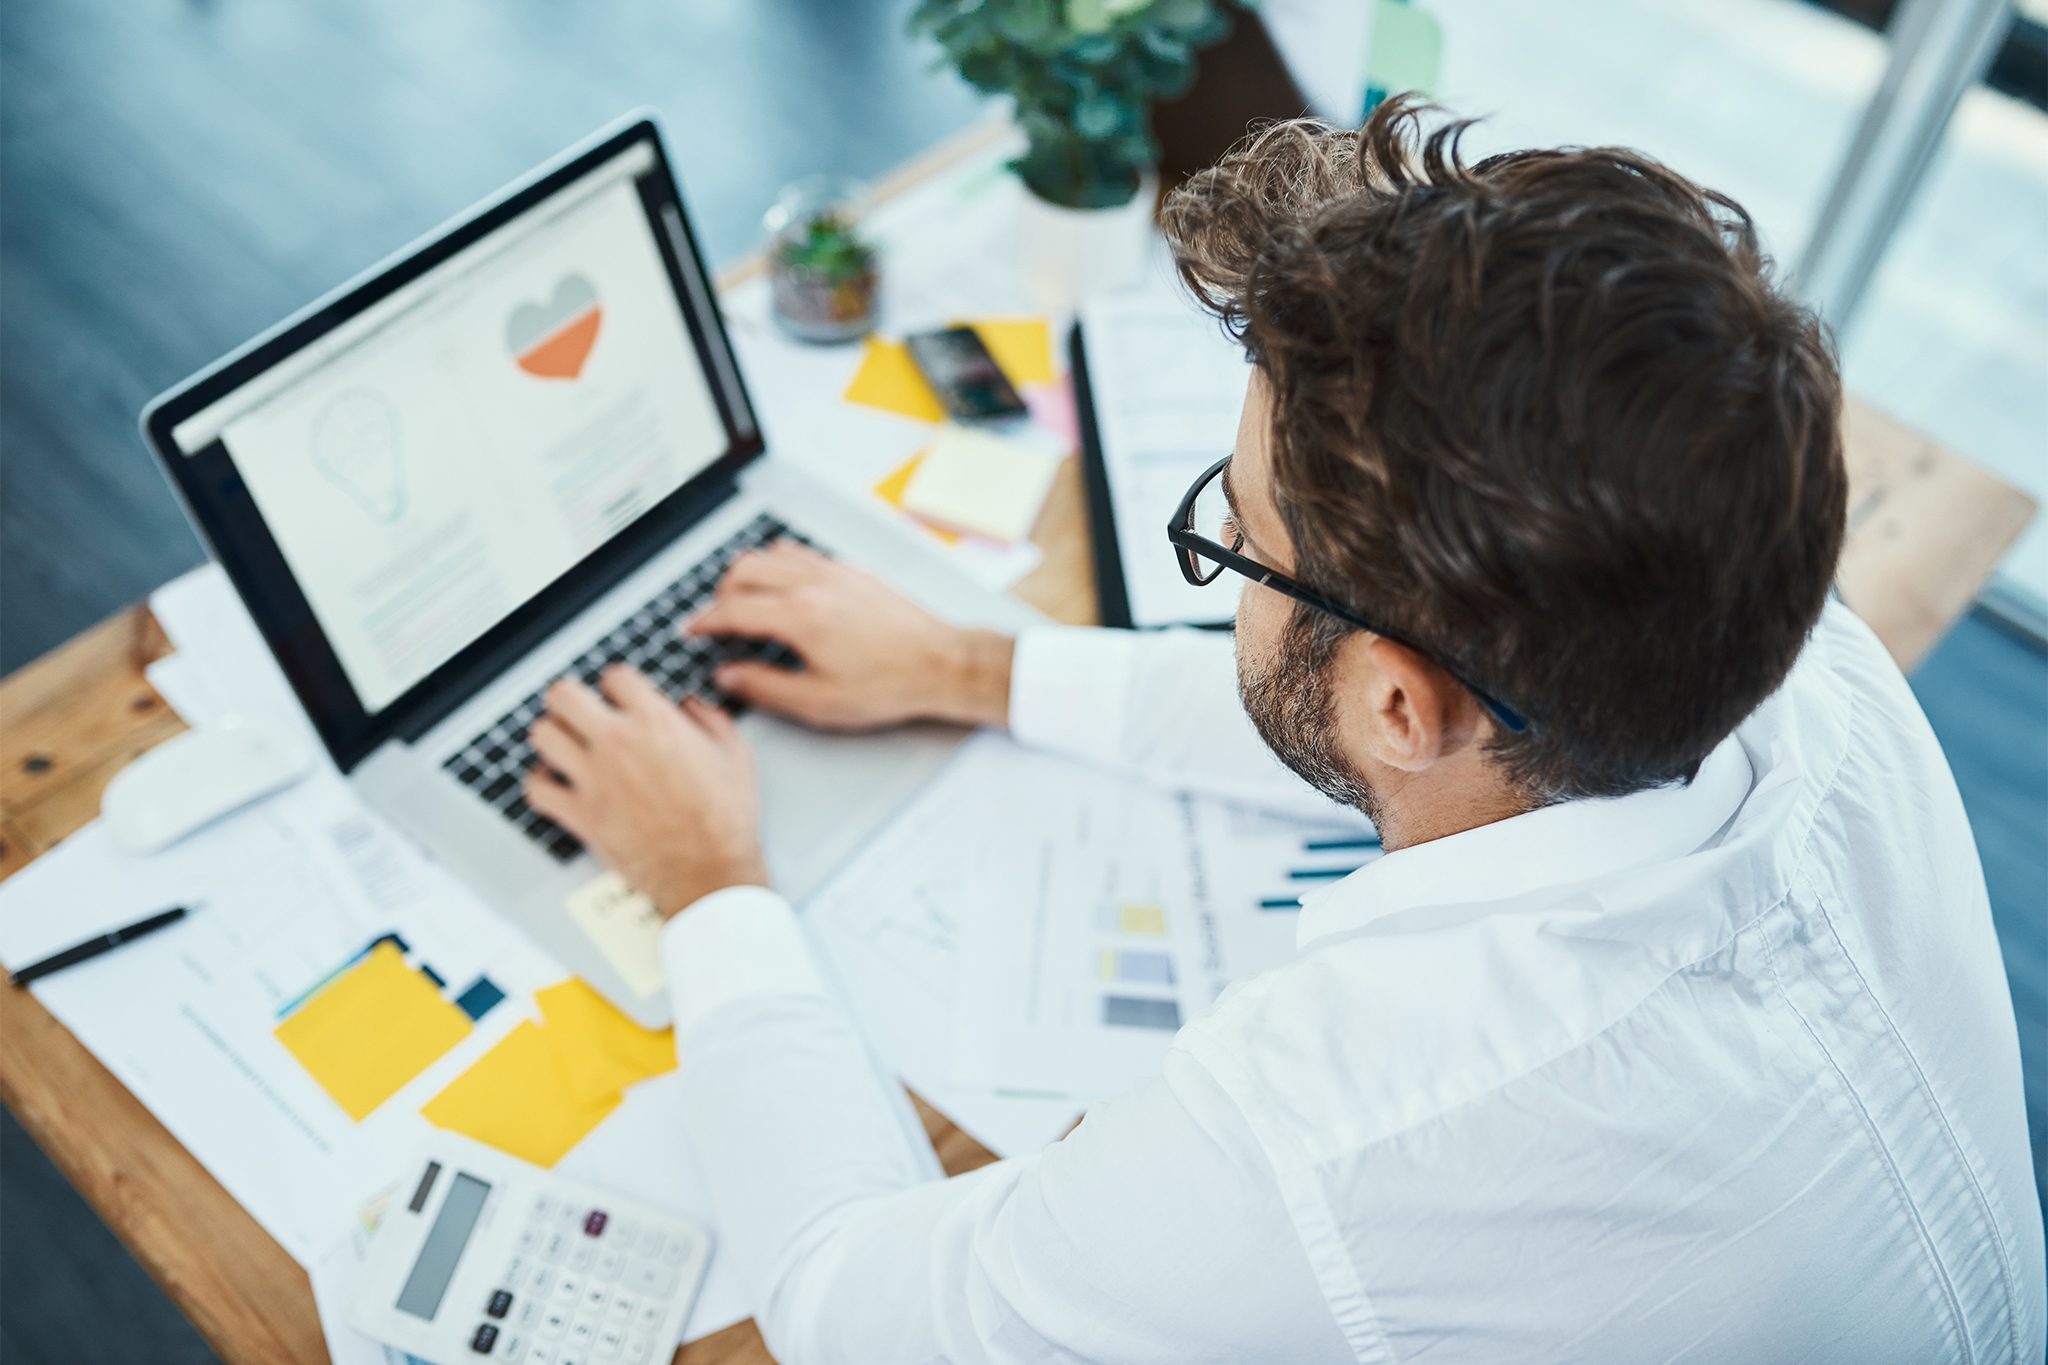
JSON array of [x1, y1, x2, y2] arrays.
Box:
[[543, 676, 613, 739], [527, 716, 589, 783], [523, 767, 582, 829], [718, 546, 817, 595], [715, 660, 833, 724], [597, 663, 668, 718], [681, 693, 741, 745], [684, 592, 801, 645]]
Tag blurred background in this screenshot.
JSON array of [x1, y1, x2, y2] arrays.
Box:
[[2, 0, 2042, 1359]]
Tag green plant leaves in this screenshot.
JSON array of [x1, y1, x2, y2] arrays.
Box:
[[909, 0, 1243, 208]]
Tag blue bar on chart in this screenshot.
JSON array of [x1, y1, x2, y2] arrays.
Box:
[[1098, 948, 1175, 985], [1102, 995, 1182, 1031], [1302, 834, 1381, 852], [1259, 896, 1301, 913], [1288, 865, 1363, 881]]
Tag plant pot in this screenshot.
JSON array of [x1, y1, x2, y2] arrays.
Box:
[[1017, 171, 1158, 313]]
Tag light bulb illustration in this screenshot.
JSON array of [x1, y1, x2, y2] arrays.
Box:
[[311, 388, 406, 525]]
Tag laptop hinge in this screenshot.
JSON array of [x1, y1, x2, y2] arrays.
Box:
[[384, 469, 745, 747]]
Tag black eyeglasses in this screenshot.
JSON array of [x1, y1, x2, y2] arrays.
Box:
[[1167, 455, 1530, 734]]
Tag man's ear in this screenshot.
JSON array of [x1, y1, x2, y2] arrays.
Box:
[[1338, 634, 1465, 772]]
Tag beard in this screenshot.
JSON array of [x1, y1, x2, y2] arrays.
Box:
[[1237, 608, 1385, 825]]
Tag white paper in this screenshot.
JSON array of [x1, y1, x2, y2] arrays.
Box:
[[1075, 256, 1255, 628], [947, 754, 1380, 1102]]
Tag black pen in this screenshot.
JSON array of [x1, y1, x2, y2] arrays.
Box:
[[8, 906, 191, 987]]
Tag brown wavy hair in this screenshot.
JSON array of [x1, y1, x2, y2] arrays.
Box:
[[1160, 98, 1846, 801]]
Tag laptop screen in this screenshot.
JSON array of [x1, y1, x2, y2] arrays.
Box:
[[150, 122, 762, 769], [179, 148, 726, 712]]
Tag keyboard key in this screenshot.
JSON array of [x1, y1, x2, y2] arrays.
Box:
[[607, 1292, 636, 1320], [568, 1319, 596, 1347], [556, 1273, 582, 1304], [471, 1322, 500, 1354], [527, 1347, 558, 1365], [584, 1209, 609, 1237], [540, 1307, 569, 1338], [500, 1333, 528, 1364], [596, 1324, 627, 1359], [630, 1262, 677, 1297], [488, 1288, 514, 1319]]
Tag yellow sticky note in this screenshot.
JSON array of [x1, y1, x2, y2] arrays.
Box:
[[872, 451, 962, 545], [422, 1020, 621, 1168], [564, 872, 665, 999], [843, 338, 945, 423], [964, 318, 1056, 387], [275, 943, 473, 1122], [536, 978, 676, 1107]]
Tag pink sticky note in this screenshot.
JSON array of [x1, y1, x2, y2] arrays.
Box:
[[1024, 377, 1081, 452]]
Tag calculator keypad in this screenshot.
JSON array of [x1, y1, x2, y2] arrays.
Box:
[[466, 1196, 699, 1361]]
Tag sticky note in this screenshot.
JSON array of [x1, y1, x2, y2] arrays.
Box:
[[963, 318, 1056, 387], [422, 1021, 621, 1168], [536, 978, 677, 1108], [843, 338, 945, 423], [872, 451, 962, 545], [899, 425, 1062, 544], [275, 942, 472, 1121], [1023, 377, 1081, 451], [564, 872, 665, 999]]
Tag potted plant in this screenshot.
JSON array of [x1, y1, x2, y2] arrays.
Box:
[[765, 177, 881, 343], [911, 0, 1245, 307]]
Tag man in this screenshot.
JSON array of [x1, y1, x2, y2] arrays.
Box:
[[523, 103, 2044, 1362]]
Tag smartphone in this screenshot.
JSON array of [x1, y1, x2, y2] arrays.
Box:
[[905, 326, 1029, 422]]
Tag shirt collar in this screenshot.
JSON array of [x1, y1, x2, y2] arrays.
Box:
[[1295, 734, 1756, 949]]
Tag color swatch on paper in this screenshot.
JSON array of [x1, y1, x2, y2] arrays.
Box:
[[275, 942, 473, 1121], [1099, 903, 1167, 937], [1102, 995, 1182, 1031], [1098, 948, 1175, 986]]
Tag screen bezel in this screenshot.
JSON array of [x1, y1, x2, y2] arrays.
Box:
[[140, 115, 763, 772]]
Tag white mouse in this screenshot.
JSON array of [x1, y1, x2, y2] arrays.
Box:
[[102, 717, 314, 855]]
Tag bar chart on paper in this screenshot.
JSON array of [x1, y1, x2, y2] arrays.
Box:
[[952, 766, 1383, 1102]]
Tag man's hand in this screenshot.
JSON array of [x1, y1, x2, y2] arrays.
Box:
[[686, 541, 1013, 732], [524, 665, 766, 919]]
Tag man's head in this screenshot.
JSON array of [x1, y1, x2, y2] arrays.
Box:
[[1161, 100, 1846, 835]]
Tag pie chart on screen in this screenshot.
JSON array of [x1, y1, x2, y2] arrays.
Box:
[[505, 273, 603, 381]]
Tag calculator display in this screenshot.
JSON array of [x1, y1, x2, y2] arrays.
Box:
[[397, 1172, 491, 1320]]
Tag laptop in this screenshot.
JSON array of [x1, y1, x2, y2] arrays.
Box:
[[142, 114, 1038, 1027]]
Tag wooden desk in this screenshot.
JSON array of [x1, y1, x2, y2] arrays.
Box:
[[0, 123, 2032, 1364]]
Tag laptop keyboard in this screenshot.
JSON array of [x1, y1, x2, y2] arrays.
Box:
[[439, 513, 816, 863]]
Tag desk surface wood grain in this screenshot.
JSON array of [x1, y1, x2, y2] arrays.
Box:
[[0, 121, 2031, 1364]]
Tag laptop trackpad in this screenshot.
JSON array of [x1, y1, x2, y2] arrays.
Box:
[[744, 715, 968, 901]]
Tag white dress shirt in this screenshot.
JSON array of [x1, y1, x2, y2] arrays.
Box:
[[664, 603, 2045, 1363]]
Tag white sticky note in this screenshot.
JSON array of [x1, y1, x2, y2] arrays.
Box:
[[899, 424, 1062, 544], [564, 872, 666, 998]]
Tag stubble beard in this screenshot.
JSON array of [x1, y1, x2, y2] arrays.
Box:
[[1236, 610, 1384, 826]]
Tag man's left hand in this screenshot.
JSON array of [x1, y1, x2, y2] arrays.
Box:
[[523, 664, 768, 919]]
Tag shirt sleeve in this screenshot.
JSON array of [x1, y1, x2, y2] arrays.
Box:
[[662, 894, 1350, 1364], [1008, 624, 1349, 821]]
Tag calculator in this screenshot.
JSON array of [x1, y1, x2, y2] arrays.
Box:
[[347, 1136, 712, 1364]]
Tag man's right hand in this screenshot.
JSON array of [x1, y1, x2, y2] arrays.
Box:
[[685, 540, 1014, 733]]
